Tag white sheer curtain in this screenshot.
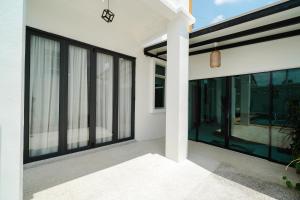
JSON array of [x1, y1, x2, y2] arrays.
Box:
[[67, 45, 89, 149], [29, 35, 60, 157], [118, 58, 132, 139], [96, 53, 113, 143]]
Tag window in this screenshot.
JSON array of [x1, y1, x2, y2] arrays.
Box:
[[154, 65, 165, 109], [24, 27, 135, 163], [188, 68, 300, 164], [28, 35, 60, 157], [67, 45, 90, 150]]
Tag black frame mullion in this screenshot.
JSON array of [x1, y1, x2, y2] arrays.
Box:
[[24, 27, 136, 163], [131, 59, 136, 140], [112, 55, 119, 142], [89, 49, 97, 147], [197, 80, 201, 141], [224, 77, 231, 148], [268, 72, 273, 160], [23, 30, 31, 163], [192, 80, 201, 141], [59, 40, 68, 155]]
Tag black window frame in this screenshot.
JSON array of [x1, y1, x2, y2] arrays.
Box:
[[24, 27, 135, 163], [154, 64, 166, 109]]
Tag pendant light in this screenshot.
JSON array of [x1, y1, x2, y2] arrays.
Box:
[[210, 42, 221, 68], [101, 0, 115, 23]]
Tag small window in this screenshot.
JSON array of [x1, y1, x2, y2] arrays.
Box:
[[154, 65, 166, 109]]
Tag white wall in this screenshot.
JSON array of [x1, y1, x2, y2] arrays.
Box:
[[26, 0, 166, 141], [26, 0, 141, 57], [190, 36, 300, 80], [0, 0, 25, 199], [135, 55, 166, 140]]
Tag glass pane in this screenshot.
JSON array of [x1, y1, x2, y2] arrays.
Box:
[[118, 58, 132, 139], [155, 77, 165, 108], [67, 45, 89, 150], [188, 80, 200, 141], [155, 65, 165, 76], [29, 35, 60, 157], [96, 53, 113, 143], [229, 73, 270, 158], [197, 78, 226, 146], [271, 69, 299, 163]]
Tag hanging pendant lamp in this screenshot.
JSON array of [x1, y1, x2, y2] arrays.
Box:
[[102, 0, 115, 23], [210, 42, 221, 68]]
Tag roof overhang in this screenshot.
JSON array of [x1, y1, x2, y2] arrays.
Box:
[[142, 0, 195, 25], [144, 0, 300, 61]]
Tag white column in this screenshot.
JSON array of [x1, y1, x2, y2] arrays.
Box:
[[165, 15, 189, 162], [0, 0, 25, 199]]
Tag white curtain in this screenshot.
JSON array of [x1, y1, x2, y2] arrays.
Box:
[[118, 58, 132, 139], [67, 45, 89, 149], [96, 53, 113, 143], [29, 35, 60, 157]]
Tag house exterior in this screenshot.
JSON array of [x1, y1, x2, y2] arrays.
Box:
[[145, 0, 300, 164], [0, 0, 300, 199]]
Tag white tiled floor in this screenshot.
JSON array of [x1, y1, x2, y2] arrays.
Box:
[[24, 138, 300, 200]]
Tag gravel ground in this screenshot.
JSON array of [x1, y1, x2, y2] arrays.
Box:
[[214, 163, 300, 200]]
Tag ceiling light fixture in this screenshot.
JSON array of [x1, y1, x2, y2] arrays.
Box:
[[101, 0, 115, 23], [210, 42, 221, 68]]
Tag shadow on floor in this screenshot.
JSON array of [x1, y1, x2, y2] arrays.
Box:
[[188, 140, 300, 200], [214, 163, 300, 200], [24, 138, 299, 200]]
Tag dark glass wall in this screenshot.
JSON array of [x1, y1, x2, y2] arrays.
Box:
[[188, 68, 299, 164], [189, 78, 226, 147], [271, 69, 300, 163], [229, 73, 270, 158], [188, 80, 199, 141]]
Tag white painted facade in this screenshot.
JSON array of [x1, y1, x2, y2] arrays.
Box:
[[166, 16, 190, 161], [25, 0, 169, 142], [0, 0, 25, 199], [0, 0, 194, 199], [1, 0, 299, 199], [189, 36, 300, 80]]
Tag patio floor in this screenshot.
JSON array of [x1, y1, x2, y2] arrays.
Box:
[[24, 138, 300, 200]]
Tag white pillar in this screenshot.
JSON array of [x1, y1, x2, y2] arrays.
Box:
[[165, 15, 189, 162], [0, 0, 25, 199]]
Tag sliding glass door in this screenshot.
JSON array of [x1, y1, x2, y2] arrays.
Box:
[[189, 80, 200, 141], [189, 78, 226, 147], [271, 69, 300, 163], [28, 35, 60, 157], [25, 28, 135, 163], [96, 53, 113, 144], [67, 45, 90, 150], [118, 58, 133, 139], [189, 68, 299, 164], [229, 73, 270, 158]]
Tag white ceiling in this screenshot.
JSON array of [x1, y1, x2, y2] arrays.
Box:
[[56, 0, 170, 43]]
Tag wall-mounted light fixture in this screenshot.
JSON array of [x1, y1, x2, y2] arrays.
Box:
[[210, 42, 221, 68], [102, 0, 115, 23]]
